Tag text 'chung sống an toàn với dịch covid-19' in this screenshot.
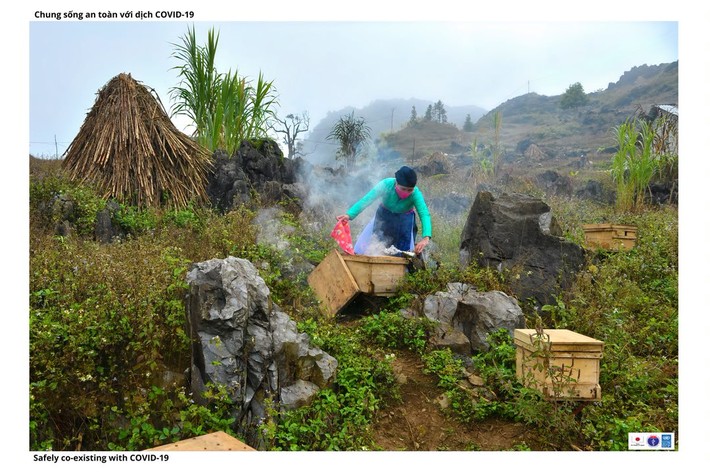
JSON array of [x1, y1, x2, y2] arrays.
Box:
[[34, 10, 195, 21]]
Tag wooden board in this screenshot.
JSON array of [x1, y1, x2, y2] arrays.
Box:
[[514, 329, 604, 352], [307, 249, 360, 315], [147, 431, 255, 451]]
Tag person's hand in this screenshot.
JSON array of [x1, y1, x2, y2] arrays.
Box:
[[414, 237, 430, 255], [336, 214, 350, 223]]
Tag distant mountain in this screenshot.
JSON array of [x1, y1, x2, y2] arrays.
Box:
[[468, 61, 678, 156], [300, 98, 486, 165], [298, 61, 677, 168]]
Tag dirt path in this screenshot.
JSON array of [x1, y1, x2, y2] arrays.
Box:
[[370, 350, 539, 451]]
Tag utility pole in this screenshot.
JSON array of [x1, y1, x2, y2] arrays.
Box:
[[391, 108, 395, 132], [411, 138, 415, 164]]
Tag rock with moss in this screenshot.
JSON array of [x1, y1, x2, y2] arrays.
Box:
[[185, 256, 337, 447]]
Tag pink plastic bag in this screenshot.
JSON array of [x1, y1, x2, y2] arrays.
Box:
[[331, 219, 355, 255]]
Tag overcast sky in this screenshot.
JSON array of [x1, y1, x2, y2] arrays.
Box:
[[28, 10, 681, 157]]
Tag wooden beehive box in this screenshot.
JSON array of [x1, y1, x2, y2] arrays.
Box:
[[514, 329, 604, 401], [582, 224, 637, 251], [307, 248, 409, 315], [146, 431, 255, 451]]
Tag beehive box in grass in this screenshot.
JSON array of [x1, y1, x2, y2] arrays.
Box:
[[582, 224, 637, 251], [307, 248, 409, 315], [514, 329, 604, 401]]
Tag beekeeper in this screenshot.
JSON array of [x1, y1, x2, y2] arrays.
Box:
[[336, 166, 432, 255]]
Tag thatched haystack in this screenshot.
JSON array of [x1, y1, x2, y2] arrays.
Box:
[[63, 73, 212, 208]]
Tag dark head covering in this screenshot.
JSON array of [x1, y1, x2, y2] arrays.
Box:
[[395, 166, 417, 187]]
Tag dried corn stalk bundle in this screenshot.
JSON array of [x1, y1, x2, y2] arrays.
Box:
[[63, 73, 212, 208]]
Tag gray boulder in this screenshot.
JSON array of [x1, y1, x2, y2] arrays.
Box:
[[94, 200, 123, 243], [535, 170, 573, 197], [185, 256, 337, 446], [459, 191, 586, 307], [424, 282, 525, 354]]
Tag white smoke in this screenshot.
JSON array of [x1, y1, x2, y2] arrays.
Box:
[[295, 160, 402, 241], [361, 234, 394, 256]]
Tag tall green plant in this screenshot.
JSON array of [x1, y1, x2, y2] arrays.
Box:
[[326, 111, 372, 169], [610, 118, 658, 211], [169, 26, 220, 139], [492, 111, 503, 178], [470, 138, 493, 181], [170, 26, 278, 155]]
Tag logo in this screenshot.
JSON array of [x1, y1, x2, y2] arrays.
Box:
[[628, 432, 674, 450], [661, 434, 672, 448], [628, 434, 645, 449]]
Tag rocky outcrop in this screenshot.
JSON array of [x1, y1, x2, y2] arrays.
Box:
[[423, 283, 525, 354], [459, 191, 586, 307], [535, 170, 572, 198], [185, 256, 337, 448], [575, 179, 613, 203], [206, 140, 310, 212]]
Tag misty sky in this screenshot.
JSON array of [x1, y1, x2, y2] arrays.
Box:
[[29, 18, 679, 157]]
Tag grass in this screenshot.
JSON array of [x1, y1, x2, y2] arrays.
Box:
[[29, 153, 678, 451]]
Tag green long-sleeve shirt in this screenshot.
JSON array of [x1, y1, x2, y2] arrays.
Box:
[[346, 178, 432, 238]]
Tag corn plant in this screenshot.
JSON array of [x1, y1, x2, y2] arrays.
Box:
[[169, 25, 220, 138], [492, 110, 503, 178], [170, 26, 278, 155], [470, 138, 493, 182], [610, 118, 658, 211]]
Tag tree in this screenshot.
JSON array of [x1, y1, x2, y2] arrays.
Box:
[[433, 100, 448, 123], [424, 104, 433, 122], [326, 111, 372, 169], [559, 82, 589, 110], [463, 114, 474, 132], [408, 106, 418, 126], [273, 112, 310, 159]]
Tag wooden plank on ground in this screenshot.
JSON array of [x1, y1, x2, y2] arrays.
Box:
[[147, 431, 255, 451]]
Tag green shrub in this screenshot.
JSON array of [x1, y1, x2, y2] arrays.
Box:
[[263, 320, 396, 451], [359, 310, 435, 355], [114, 204, 159, 235]]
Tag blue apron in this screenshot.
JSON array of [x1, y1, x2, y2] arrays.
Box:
[[354, 205, 416, 255]]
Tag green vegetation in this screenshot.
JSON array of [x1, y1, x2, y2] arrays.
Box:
[[29, 53, 678, 451], [326, 111, 372, 169], [560, 82, 590, 110], [29, 155, 678, 451], [170, 26, 277, 155], [611, 113, 678, 212]]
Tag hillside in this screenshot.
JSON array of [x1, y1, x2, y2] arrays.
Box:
[[302, 61, 678, 171], [301, 98, 486, 164], [468, 61, 678, 160]]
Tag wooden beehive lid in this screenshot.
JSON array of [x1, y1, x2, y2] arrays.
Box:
[[582, 224, 638, 238], [582, 223, 636, 231], [514, 329, 603, 352], [146, 431, 255, 451], [341, 253, 410, 265]]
